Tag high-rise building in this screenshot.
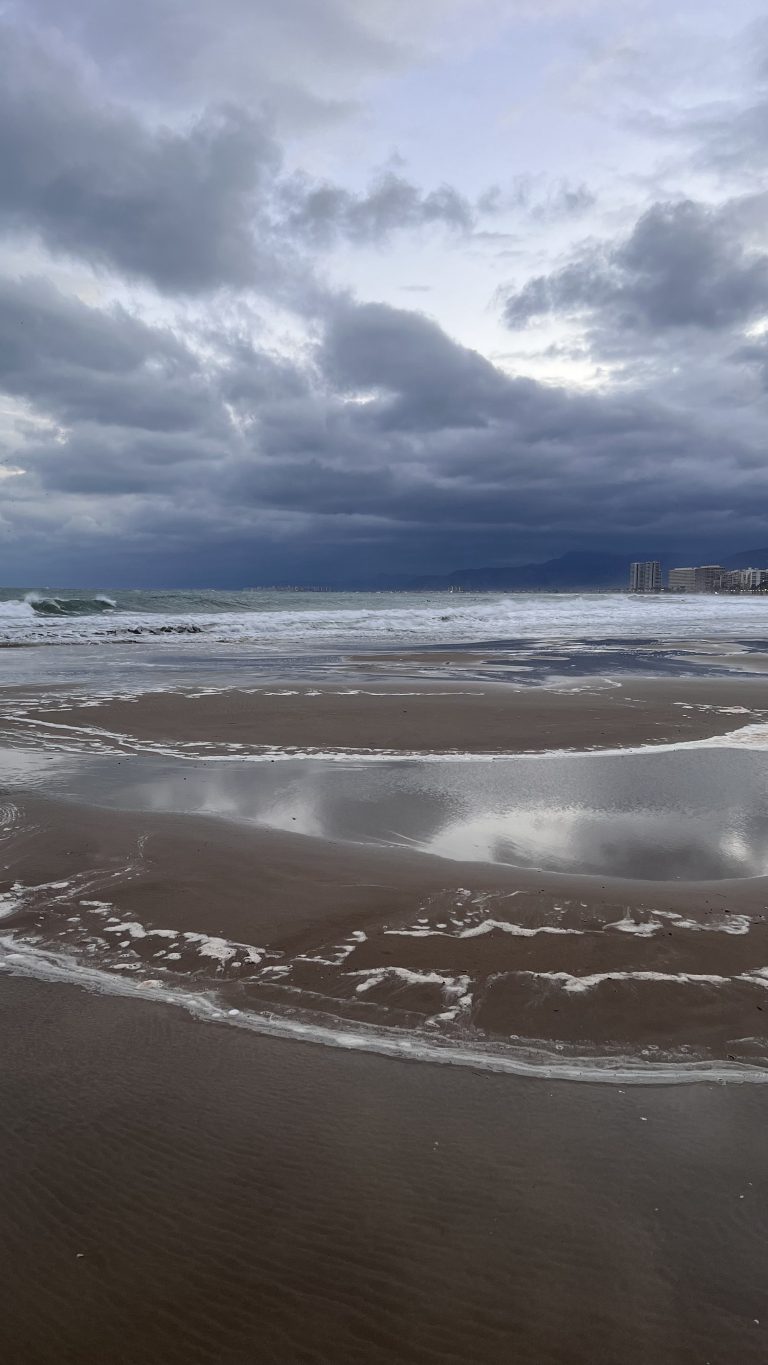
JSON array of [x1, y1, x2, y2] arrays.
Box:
[[719, 570, 742, 592], [695, 565, 723, 593], [670, 563, 768, 593], [737, 568, 768, 591], [629, 561, 661, 593], [668, 567, 697, 592]]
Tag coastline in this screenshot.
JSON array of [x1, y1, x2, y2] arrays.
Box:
[[5, 673, 768, 756], [2, 621, 768, 1361], [3, 667, 768, 1077]]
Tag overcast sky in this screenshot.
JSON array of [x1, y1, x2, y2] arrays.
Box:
[[1, 0, 767, 585]]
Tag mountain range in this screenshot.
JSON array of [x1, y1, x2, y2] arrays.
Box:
[[385, 548, 768, 592]]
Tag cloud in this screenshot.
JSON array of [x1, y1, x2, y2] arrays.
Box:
[[320, 300, 515, 428], [0, 23, 293, 294], [282, 171, 475, 247], [1, 0, 768, 584], [0, 276, 224, 433], [632, 19, 768, 186], [0, 20, 491, 294], [7, 284, 766, 582], [9, 0, 479, 128], [503, 199, 768, 334], [479, 177, 596, 223], [650, 96, 768, 179]]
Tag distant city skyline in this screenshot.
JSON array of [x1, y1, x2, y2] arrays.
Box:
[[631, 559, 768, 594]]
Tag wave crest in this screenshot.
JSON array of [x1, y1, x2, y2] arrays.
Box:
[[23, 592, 116, 617]]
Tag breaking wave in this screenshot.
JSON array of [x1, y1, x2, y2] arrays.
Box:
[[24, 593, 116, 616], [3, 587, 768, 650], [0, 592, 117, 623]]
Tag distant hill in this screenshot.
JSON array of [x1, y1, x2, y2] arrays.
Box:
[[722, 548, 768, 569], [405, 550, 635, 592], [365, 546, 768, 592]]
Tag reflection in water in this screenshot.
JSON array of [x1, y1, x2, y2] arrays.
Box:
[[4, 746, 768, 881]]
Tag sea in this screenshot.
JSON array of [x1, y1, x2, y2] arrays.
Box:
[[1, 586, 768, 650], [1, 584, 766, 699]]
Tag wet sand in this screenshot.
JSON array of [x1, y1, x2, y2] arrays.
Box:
[[4, 666, 768, 1358], [1, 973, 767, 1365], [8, 674, 768, 755], [4, 780, 768, 1069]]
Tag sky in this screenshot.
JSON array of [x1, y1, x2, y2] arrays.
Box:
[[1, 0, 768, 585]]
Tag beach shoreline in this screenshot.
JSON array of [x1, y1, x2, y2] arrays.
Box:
[[4, 672, 768, 755], [2, 664, 768, 1075], [2, 618, 768, 1360]]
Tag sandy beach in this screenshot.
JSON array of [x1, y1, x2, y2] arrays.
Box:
[[7, 672, 768, 754], [1, 973, 768, 1365], [3, 670, 768, 1067], [2, 641, 768, 1360]]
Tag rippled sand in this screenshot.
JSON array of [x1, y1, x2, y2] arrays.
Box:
[[1, 974, 767, 1365]]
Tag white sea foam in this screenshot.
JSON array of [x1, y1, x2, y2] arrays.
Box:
[[296, 931, 368, 967], [386, 920, 582, 939], [0, 933, 765, 1086], [0, 888, 23, 918], [182, 932, 237, 963], [353, 967, 453, 995], [606, 916, 663, 937], [5, 589, 768, 650], [605, 911, 753, 936], [526, 969, 747, 993], [654, 911, 752, 935], [2, 882, 270, 977]]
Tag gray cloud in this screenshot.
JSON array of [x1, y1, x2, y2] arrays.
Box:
[[24, 426, 230, 496], [282, 172, 475, 247], [0, 20, 493, 295], [320, 301, 516, 428], [503, 199, 768, 334], [2, 0, 768, 584], [10, 0, 447, 128], [479, 177, 596, 223], [0, 277, 225, 434], [653, 97, 768, 178], [282, 171, 594, 250], [633, 21, 768, 186], [0, 24, 290, 294], [5, 281, 766, 581]]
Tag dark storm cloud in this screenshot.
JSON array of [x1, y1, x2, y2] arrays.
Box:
[[503, 200, 768, 334], [25, 426, 230, 495], [730, 333, 768, 392], [0, 24, 288, 294], [0, 277, 222, 433], [320, 301, 524, 430], [3, 0, 768, 583], [6, 280, 767, 578], [231, 301, 768, 556], [0, 20, 488, 295]]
